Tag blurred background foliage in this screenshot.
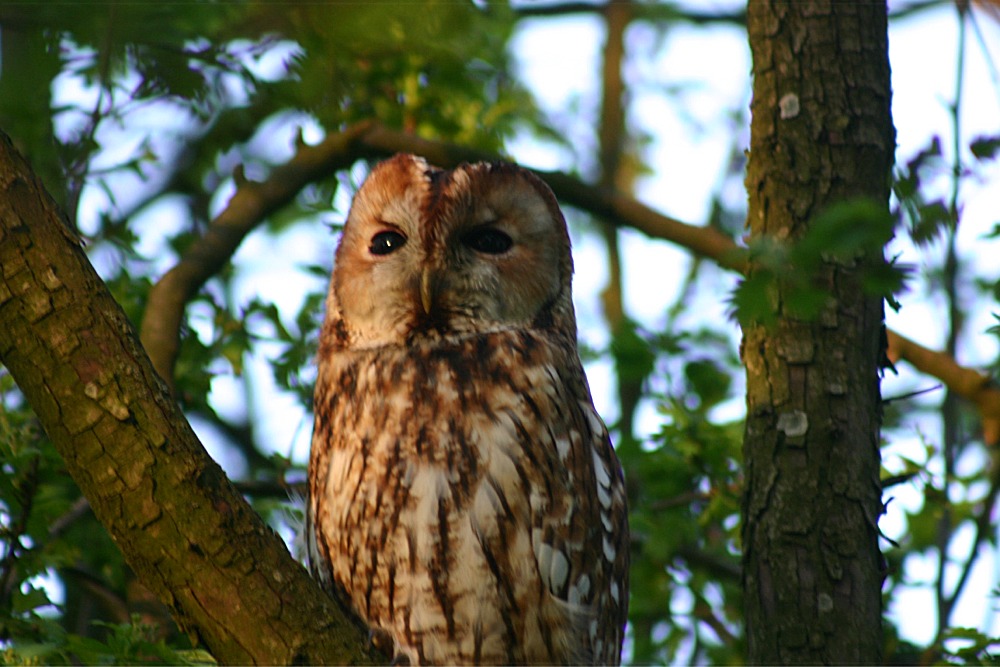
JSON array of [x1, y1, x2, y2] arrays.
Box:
[[0, 1, 999, 664]]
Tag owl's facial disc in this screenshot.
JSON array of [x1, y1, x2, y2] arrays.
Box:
[[417, 222, 515, 320], [330, 154, 574, 348]]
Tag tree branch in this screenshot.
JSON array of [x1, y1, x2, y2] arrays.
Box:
[[938, 459, 1000, 642], [144, 121, 997, 453], [140, 121, 377, 390], [357, 124, 749, 271], [597, 0, 640, 445], [142, 121, 747, 386], [886, 329, 1000, 445], [512, 2, 747, 26], [0, 130, 380, 665], [511, 1, 948, 25]]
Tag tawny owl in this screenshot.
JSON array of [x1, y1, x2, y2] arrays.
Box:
[[306, 153, 629, 665]]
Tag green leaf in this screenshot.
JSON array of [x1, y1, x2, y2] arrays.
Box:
[[970, 135, 1000, 160], [609, 319, 656, 385], [794, 198, 895, 265], [910, 200, 953, 244], [11, 586, 52, 615], [729, 271, 778, 327], [684, 359, 732, 410]]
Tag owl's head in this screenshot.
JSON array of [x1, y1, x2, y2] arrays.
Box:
[[325, 154, 577, 349]]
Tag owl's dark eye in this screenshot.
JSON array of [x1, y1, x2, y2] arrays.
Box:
[[463, 228, 513, 255], [370, 230, 407, 256]]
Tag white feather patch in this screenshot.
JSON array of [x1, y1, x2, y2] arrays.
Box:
[[602, 535, 616, 562], [568, 573, 591, 605], [555, 435, 572, 461]]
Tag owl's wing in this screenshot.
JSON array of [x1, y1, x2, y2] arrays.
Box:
[[530, 396, 630, 665]]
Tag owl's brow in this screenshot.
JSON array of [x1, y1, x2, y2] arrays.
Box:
[[422, 167, 451, 211], [419, 165, 457, 246]]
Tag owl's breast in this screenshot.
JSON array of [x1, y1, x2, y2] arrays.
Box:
[[309, 330, 585, 664]]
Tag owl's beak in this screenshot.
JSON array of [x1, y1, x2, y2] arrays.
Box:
[[420, 267, 434, 315]]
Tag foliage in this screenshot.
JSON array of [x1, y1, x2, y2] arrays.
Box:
[[627, 349, 744, 663], [883, 117, 1000, 662], [730, 198, 903, 327], [1, 610, 216, 666], [1, 1, 999, 664], [0, 375, 207, 664]]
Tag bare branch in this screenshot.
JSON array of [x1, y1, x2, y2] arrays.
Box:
[[359, 125, 748, 272], [512, 2, 747, 26], [143, 121, 999, 453], [596, 0, 641, 444], [886, 329, 1000, 445], [511, 0, 945, 24], [142, 121, 748, 386], [140, 121, 376, 389]]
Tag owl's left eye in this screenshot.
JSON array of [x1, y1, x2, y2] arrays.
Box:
[[463, 228, 513, 255], [370, 230, 407, 256]]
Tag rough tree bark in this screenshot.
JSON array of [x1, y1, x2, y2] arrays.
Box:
[[741, 1, 893, 663], [0, 130, 379, 665]]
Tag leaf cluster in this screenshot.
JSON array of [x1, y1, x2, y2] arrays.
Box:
[[615, 324, 744, 664], [731, 198, 904, 326]]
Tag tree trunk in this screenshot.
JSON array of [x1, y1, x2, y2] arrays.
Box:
[[741, 1, 893, 663], [0, 130, 378, 665]]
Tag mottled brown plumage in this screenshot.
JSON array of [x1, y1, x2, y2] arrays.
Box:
[[307, 154, 629, 665]]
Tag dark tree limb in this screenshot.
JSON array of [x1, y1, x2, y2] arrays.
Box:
[[596, 0, 641, 446], [512, 1, 747, 25], [3, 97, 992, 667], [0, 130, 380, 665], [511, 0, 944, 24], [357, 124, 748, 272], [140, 121, 377, 390]]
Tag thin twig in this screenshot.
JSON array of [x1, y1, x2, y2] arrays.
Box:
[[943, 459, 1000, 624], [934, 0, 971, 636]]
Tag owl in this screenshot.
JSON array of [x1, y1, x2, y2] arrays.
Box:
[[306, 153, 629, 665]]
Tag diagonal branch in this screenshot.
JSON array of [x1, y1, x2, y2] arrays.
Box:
[[886, 329, 1000, 445], [512, 2, 747, 25], [0, 130, 380, 665], [938, 459, 1000, 642], [358, 125, 749, 271], [140, 121, 376, 389]]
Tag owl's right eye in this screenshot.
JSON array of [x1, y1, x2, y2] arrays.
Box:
[[370, 230, 407, 256]]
